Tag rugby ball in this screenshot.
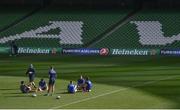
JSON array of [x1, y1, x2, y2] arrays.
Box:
[[32, 93, 37, 97], [56, 96, 61, 99]]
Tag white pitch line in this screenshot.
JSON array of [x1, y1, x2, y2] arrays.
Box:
[[51, 88, 129, 109], [51, 75, 179, 109]]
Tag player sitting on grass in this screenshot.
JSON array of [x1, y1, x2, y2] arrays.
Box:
[[38, 78, 48, 91], [84, 77, 93, 92], [67, 81, 77, 93], [77, 75, 85, 90], [20, 81, 37, 93]]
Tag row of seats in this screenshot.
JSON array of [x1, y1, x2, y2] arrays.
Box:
[[1, 9, 180, 49], [0, 21, 83, 44], [93, 10, 180, 48], [0, 7, 35, 30], [131, 21, 178, 45], [0, 8, 129, 47]]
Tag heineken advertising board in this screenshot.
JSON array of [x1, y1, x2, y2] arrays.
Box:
[[17, 47, 61, 54], [0, 47, 166, 56], [110, 49, 160, 56]]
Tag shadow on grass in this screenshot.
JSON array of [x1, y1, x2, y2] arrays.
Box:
[[3, 92, 22, 95], [56, 91, 72, 94], [4, 95, 31, 98], [57, 90, 84, 94], [0, 88, 17, 90]]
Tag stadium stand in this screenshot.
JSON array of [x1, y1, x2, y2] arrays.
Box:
[[91, 10, 180, 49], [0, 7, 130, 48], [2, 8, 180, 49], [0, 7, 37, 31]]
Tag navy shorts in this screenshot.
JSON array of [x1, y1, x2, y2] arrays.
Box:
[[29, 74, 35, 82], [49, 78, 55, 85]]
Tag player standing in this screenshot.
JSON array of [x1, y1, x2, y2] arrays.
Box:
[[10, 41, 18, 56], [26, 64, 36, 88], [46, 66, 57, 96]]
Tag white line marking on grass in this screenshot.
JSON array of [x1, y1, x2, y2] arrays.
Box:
[[51, 75, 179, 109]]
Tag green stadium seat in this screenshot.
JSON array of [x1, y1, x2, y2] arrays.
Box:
[[0, 7, 36, 31], [0, 8, 130, 48], [92, 10, 180, 49]]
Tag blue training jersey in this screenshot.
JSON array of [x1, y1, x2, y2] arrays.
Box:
[[49, 69, 57, 80], [77, 78, 85, 85], [86, 80, 92, 90], [39, 81, 46, 87], [68, 84, 76, 93]]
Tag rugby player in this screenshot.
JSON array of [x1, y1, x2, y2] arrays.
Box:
[[77, 75, 85, 90], [26, 64, 36, 88], [45, 66, 57, 96], [67, 81, 77, 93], [20, 81, 36, 93], [85, 77, 93, 92], [38, 78, 48, 91]]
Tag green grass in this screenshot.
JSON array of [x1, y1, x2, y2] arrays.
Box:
[[0, 55, 180, 108]]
